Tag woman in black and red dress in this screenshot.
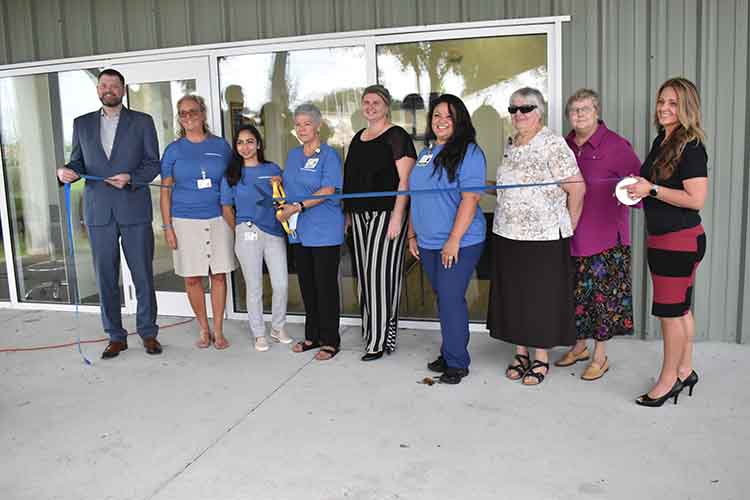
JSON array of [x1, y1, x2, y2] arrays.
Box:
[[625, 77, 708, 407]]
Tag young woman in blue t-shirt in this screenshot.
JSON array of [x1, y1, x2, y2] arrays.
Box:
[[221, 125, 291, 352]]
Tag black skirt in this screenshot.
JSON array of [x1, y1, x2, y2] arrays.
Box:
[[486, 233, 576, 349]]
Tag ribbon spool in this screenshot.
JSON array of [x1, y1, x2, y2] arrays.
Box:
[[614, 177, 641, 206]]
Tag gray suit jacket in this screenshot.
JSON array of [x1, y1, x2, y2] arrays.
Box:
[[66, 107, 160, 226]]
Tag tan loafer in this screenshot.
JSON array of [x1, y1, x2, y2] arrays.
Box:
[[554, 347, 590, 367], [581, 357, 609, 381]]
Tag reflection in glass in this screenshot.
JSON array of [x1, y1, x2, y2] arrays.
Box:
[[219, 46, 367, 315], [377, 35, 548, 321], [0, 219, 8, 300], [127, 80, 199, 294], [0, 74, 73, 302]]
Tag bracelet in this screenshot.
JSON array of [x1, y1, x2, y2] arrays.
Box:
[[298, 201, 306, 213], [161, 223, 173, 230]]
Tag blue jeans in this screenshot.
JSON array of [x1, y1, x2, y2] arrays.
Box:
[[419, 242, 484, 369]]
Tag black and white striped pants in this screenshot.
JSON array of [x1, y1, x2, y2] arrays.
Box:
[[351, 210, 408, 354]]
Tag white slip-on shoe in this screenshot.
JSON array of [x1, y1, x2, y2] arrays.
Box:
[[255, 336, 270, 352], [270, 328, 293, 344]]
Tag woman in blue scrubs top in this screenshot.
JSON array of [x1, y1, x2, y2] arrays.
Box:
[[407, 94, 487, 384], [276, 103, 344, 361]]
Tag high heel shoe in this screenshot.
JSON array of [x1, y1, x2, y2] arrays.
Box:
[[635, 379, 684, 407], [679, 370, 699, 396]]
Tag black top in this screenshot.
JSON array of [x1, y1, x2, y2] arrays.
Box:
[[343, 125, 417, 212], [640, 133, 708, 235]]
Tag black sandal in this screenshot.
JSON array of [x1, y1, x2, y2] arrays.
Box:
[[315, 346, 339, 361], [293, 340, 320, 353], [522, 360, 550, 386], [505, 354, 531, 380]]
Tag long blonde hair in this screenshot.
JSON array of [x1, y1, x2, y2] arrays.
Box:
[[651, 77, 705, 181], [176, 94, 210, 137]]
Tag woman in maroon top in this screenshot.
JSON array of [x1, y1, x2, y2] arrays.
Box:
[[554, 89, 641, 381], [625, 77, 708, 407]]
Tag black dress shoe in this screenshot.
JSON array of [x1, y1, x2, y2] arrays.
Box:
[[427, 355, 447, 373], [143, 337, 163, 355], [439, 367, 469, 385], [102, 340, 128, 359], [361, 351, 383, 362]]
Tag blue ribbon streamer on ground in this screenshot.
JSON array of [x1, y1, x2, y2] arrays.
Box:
[[64, 183, 92, 366]]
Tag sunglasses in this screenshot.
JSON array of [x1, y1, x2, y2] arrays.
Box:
[[508, 105, 538, 115]]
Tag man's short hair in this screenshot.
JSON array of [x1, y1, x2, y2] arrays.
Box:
[[98, 68, 125, 86]]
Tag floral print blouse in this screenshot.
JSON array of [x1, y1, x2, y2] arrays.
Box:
[[493, 126, 581, 241]]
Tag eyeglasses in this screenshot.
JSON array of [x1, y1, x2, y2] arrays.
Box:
[[508, 105, 538, 115], [178, 109, 201, 118], [568, 106, 595, 115]]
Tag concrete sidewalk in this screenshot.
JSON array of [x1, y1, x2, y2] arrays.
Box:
[[1, 309, 748, 500]]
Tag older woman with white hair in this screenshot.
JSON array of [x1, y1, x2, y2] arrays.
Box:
[[275, 103, 344, 361], [487, 87, 586, 386]]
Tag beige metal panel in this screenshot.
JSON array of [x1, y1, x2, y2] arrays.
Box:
[[61, 0, 96, 57], [92, 0, 127, 55]]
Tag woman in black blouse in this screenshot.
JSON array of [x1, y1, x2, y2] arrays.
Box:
[[625, 77, 708, 407], [343, 84, 417, 361]]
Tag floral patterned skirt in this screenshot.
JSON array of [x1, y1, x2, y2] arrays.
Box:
[[573, 244, 634, 341]]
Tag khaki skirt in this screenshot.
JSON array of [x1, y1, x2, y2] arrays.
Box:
[[172, 216, 236, 277]]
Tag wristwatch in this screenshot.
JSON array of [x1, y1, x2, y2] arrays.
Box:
[[649, 184, 660, 197]]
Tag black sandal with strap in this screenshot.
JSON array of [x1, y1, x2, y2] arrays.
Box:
[[293, 340, 320, 353], [522, 360, 550, 386], [316, 346, 339, 361], [505, 353, 531, 380]]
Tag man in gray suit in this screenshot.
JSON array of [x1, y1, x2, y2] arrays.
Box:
[[57, 68, 162, 358]]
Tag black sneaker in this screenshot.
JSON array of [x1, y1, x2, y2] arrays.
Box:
[[439, 367, 469, 384], [427, 355, 447, 373]]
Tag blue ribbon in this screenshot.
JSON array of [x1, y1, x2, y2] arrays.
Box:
[[64, 183, 92, 365], [256, 176, 626, 207]]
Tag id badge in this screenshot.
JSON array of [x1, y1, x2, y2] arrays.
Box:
[[303, 158, 319, 170], [197, 178, 212, 189], [417, 154, 432, 166]]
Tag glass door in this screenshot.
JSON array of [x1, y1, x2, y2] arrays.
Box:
[[113, 57, 214, 317]]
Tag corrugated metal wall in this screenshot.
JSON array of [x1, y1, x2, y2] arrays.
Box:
[[0, 0, 748, 342]]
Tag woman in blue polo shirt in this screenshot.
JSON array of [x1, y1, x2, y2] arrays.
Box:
[[407, 94, 487, 384], [221, 124, 291, 353], [276, 103, 344, 361], [160, 94, 235, 350]]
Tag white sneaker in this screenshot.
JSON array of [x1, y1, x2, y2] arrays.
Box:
[[270, 328, 293, 344], [255, 336, 270, 352]]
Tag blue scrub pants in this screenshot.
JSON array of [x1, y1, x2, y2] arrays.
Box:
[[419, 242, 484, 370]]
